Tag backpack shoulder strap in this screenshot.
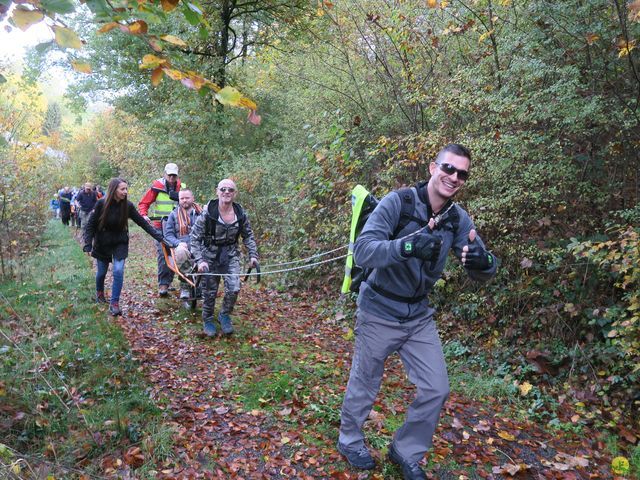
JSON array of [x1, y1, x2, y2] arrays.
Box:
[[391, 187, 426, 238], [233, 202, 246, 230], [204, 200, 219, 238], [446, 204, 460, 234]]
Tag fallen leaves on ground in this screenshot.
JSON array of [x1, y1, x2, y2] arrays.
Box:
[[93, 231, 620, 479]]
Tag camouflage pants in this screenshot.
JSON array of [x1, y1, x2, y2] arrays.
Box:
[[201, 255, 241, 321]]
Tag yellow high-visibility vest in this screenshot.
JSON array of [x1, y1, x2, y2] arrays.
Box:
[[149, 191, 177, 221]]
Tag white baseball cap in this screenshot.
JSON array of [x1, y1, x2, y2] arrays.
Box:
[[164, 163, 179, 175]]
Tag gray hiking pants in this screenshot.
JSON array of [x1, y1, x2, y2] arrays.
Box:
[[338, 309, 450, 463], [201, 256, 241, 321]]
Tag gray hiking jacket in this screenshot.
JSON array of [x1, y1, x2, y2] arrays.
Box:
[[190, 200, 258, 267], [354, 185, 498, 322], [163, 207, 199, 248]]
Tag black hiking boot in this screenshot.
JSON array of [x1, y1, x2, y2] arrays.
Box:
[[388, 443, 426, 480], [336, 441, 376, 470]]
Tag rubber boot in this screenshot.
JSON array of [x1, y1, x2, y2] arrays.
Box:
[[203, 318, 217, 337], [218, 313, 234, 335]]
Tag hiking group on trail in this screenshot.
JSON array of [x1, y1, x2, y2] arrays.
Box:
[[79, 163, 260, 338], [72, 144, 498, 480], [52, 183, 105, 229]]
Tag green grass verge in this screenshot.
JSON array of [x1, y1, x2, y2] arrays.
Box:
[[0, 221, 174, 478]]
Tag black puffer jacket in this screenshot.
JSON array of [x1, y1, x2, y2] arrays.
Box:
[[84, 198, 163, 262]]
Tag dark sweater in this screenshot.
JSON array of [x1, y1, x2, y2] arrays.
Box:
[[84, 198, 163, 261], [76, 189, 98, 213]]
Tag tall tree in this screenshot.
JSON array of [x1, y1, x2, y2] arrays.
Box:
[[41, 102, 61, 136]]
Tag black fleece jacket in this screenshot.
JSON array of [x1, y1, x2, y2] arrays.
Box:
[[83, 198, 163, 262]]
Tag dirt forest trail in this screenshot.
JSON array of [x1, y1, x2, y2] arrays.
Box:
[[106, 230, 617, 479]]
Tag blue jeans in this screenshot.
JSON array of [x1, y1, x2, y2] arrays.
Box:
[[96, 258, 126, 304]]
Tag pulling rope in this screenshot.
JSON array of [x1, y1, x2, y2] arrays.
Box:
[[259, 244, 348, 268], [192, 252, 349, 277], [162, 242, 349, 279]]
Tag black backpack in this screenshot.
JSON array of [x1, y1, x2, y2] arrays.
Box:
[[349, 184, 459, 294], [203, 200, 246, 247]]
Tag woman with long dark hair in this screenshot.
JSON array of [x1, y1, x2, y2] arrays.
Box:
[[84, 178, 165, 316]]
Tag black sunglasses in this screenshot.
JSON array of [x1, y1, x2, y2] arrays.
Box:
[[437, 162, 469, 181], [218, 187, 236, 193]]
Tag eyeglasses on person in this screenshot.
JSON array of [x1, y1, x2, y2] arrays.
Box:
[[218, 187, 236, 193], [436, 162, 469, 181]]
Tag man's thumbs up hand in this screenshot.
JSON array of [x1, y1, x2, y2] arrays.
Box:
[[462, 229, 492, 270]]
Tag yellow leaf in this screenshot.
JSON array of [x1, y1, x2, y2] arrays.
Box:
[[71, 61, 92, 74], [342, 328, 354, 341], [281, 436, 291, 444], [163, 68, 184, 80], [619, 47, 634, 58], [440, 0, 449, 7], [139, 54, 167, 69], [611, 456, 630, 475], [151, 66, 163, 86], [11, 7, 44, 31], [129, 20, 148, 35], [479, 29, 494, 44], [427, 0, 438, 7], [53, 26, 83, 49], [237, 97, 257, 110], [518, 381, 533, 396], [607, 329, 618, 338], [618, 40, 637, 58], [316, 7, 324, 16], [97, 22, 120, 34], [497, 430, 516, 441], [215, 86, 243, 106], [11, 462, 21, 475], [161, 34, 188, 47]]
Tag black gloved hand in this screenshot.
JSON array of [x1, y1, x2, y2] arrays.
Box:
[[462, 229, 493, 270], [401, 231, 442, 261], [83, 244, 92, 253], [168, 190, 179, 201]]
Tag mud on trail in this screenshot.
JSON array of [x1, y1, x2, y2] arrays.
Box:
[[105, 230, 616, 479]]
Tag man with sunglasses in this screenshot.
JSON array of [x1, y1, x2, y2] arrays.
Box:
[[337, 144, 498, 479], [190, 179, 259, 337]]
